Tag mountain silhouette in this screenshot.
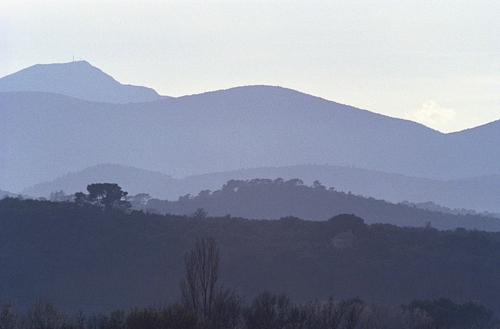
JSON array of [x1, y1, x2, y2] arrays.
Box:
[[22, 163, 500, 215], [22, 164, 176, 199], [0, 61, 165, 103], [2, 62, 500, 197]]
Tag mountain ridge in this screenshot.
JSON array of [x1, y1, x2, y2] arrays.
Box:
[[21, 163, 500, 215], [144, 177, 500, 231], [0, 61, 166, 103], [2, 88, 499, 191], [2, 62, 500, 194]]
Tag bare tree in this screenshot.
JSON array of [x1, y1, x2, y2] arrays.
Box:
[[181, 237, 220, 324], [0, 301, 19, 329], [320, 297, 346, 329], [211, 287, 244, 329], [180, 237, 244, 328], [343, 298, 364, 329], [22, 300, 74, 329], [244, 291, 291, 329]]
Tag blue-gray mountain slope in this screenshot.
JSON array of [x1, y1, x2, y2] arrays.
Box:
[[22, 163, 500, 215], [0, 61, 165, 103], [2, 61, 500, 196], [2, 86, 500, 194]]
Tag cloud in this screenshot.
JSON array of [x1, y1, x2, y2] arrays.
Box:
[[405, 100, 457, 132]]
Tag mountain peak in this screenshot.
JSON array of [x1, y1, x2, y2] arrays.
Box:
[[0, 61, 165, 104]]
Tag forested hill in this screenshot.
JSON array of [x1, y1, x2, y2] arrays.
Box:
[[145, 178, 500, 231], [1, 197, 500, 317]]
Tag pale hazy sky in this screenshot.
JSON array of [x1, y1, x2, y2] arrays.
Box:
[[1, 0, 499, 133]]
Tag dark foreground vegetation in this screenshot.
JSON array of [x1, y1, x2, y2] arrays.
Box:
[[0, 294, 497, 329], [1, 237, 498, 329], [1, 194, 500, 327]]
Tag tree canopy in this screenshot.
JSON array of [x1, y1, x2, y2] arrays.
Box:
[[76, 183, 131, 212]]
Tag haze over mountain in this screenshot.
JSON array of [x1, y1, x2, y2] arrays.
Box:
[[144, 178, 500, 231], [22, 163, 500, 215], [2, 61, 500, 197], [3, 60, 500, 320], [0, 188, 17, 199], [0, 61, 165, 103], [22, 164, 176, 199]]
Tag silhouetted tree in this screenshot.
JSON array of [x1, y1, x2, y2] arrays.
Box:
[[127, 193, 151, 210], [22, 300, 74, 329], [74, 191, 89, 207], [343, 298, 365, 329], [125, 307, 159, 329], [180, 237, 243, 328], [159, 303, 198, 329], [0, 301, 19, 329], [319, 297, 346, 329], [190, 208, 208, 219], [86, 183, 130, 212], [244, 291, 291, 329], [181, 237, 220, 323], [211, 288, 244, 329], [74, 183, 130, 212], [49, 190, 70, 202], [85, 313, 109, 329], [406, 298, 499, 329]]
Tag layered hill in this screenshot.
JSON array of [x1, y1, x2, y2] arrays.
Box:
[[22, 163, 500, 215], [0, 189, 17, 199], [145, 178, 500, 231], [2, 62, 500, 196], [0, 61, 165, 103], [22, 164, 177, 199]]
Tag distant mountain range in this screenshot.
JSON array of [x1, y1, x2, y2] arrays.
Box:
[[21, 163, 500, 215], [0, 61, 166, 103], [2, 61, 500, 215]]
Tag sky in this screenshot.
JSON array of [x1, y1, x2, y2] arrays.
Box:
[[1, 0, 499, 133]]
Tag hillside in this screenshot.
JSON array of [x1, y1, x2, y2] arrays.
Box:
[[0, 189, 17, 199], [2, 87, 500, 194], [145, 178, 500, 231], [23, 163, 500, 215], [2, 62, 500, 196], [22, 164, 177, 199], [1, 197, 500, 317], [0, 61, 165, 103]]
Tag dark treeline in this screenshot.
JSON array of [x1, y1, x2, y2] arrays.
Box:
[[144, 178, 500, 231], [2, 197, 500, 324], [1, 295, 497, 329], [1, 237, 498, 329]]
